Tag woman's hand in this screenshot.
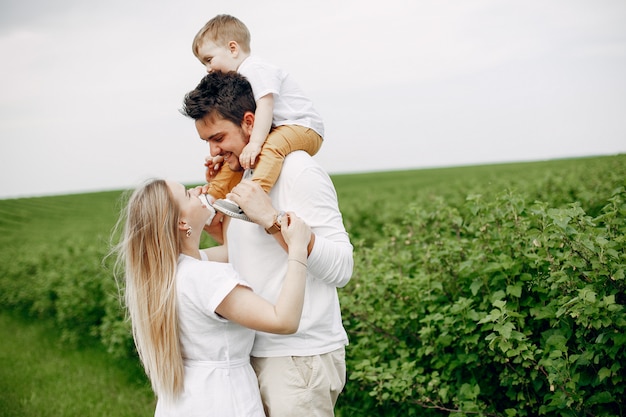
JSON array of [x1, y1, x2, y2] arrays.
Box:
[[280, 212, 310, 253]]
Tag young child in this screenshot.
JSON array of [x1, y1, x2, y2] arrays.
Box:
[[192, 14, 324, 220]]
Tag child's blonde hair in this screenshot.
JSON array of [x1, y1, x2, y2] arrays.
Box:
[[192, 14, 251, 59]]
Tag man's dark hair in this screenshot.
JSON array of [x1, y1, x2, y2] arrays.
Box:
[[181, 71, 256, 125]]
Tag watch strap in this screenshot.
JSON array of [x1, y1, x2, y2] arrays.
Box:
[[265, 211, 285, 234]]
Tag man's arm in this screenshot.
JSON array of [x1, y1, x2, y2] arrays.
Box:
[[288, 166, 353, 288], [230, 162, 354, 288]]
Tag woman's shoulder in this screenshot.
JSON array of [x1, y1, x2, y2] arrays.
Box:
[[177, 256, 248, 301], [179, 254, 236, 277]]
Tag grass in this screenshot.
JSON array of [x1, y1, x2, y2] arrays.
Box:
[[0, 312, 155, 417]]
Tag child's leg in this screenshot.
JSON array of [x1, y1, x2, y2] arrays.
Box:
[[251, 125, 323, 193], [207, 163, 244, 200]]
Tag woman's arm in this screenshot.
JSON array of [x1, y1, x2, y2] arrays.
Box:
[[215, 213, 310, 334], [201, 245, 228, 263], [229, 176, 353, 288], [200, 216, 230, 262]]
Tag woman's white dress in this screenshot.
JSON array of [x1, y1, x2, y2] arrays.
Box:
[[154, 254, 265, 417]]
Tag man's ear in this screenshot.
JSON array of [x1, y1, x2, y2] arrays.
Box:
[[241, 111, 255, 135]]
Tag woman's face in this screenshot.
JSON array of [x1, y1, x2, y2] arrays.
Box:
[[166, 181, 212, 230]]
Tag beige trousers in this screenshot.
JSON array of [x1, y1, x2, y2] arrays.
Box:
[[251, 347, 346, 417]]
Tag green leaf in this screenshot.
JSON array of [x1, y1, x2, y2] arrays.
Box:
[[506, 283, 523, 298], [598, 367, 612, 382], [470, 279, 482, 296]]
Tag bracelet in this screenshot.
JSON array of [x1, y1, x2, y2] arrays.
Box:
[[288, 258, 308, 268]]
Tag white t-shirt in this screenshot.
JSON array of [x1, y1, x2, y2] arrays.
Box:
[[238, 56, 325, 138]]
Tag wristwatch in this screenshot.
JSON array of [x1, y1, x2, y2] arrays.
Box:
[[265, 211, 286, 234]]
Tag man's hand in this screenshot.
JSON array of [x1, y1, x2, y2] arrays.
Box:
[[226, 180, 276, 228]]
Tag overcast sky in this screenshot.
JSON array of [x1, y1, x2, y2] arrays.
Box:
[[1, 0, 625, 199]]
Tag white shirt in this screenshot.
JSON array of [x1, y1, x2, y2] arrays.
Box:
[[155, 254, 265, 417], [227, 151, 353, 357], [238, 56, 325, 138]]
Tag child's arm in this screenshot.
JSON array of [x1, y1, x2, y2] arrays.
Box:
[[239, 94, 274, 169]]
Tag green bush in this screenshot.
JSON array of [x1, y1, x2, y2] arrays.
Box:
[[339, 184, 625, 416], [0, 192, 136, 354], [0, 238, 115, 347]]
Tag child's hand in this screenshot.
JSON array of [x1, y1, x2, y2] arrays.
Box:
[[205, 155, 224, 183], [190, 184, 213, 198], [239, 143, 262, 169]]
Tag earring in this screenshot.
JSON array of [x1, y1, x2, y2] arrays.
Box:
[[186, 226, 192, 238]]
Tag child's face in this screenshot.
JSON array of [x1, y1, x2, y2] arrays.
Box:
[[196, 40, 239, 73]]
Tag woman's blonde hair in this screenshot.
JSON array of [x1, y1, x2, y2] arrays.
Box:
[[192, 14, 251, 59], [112, 179, 184, 400]]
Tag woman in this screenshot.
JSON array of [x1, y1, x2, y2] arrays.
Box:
[[112, 179, 310, 416]]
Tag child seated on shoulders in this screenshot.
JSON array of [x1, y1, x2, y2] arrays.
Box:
[[192, 14, 324, 220]]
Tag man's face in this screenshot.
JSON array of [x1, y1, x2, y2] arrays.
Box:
[[195, 113, 249, 172]]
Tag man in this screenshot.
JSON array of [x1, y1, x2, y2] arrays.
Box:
[[181, 71, 353, 417]]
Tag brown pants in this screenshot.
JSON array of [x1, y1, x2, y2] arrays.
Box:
[[208, 125, 323, 199]]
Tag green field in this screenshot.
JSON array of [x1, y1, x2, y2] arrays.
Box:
[[0, 312, 155, 417], [1, 155, 624, 416]]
